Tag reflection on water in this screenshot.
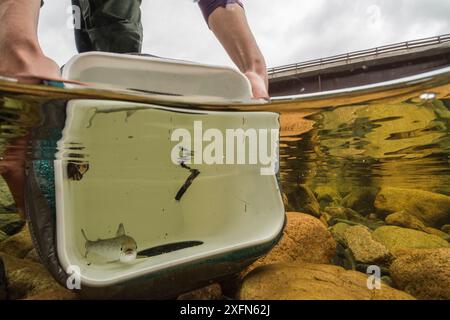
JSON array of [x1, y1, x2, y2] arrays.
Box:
[[280, 99, 450, 194]]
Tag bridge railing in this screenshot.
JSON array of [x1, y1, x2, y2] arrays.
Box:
[[267, 34, 450, 77]]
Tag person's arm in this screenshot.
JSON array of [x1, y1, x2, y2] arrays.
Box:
[[0, 0, 60, 82], [0, 0, 60, 218], [200, 2, 269, 99]]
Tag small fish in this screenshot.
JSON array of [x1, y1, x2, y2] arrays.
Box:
[[81, 223, 137, 263]]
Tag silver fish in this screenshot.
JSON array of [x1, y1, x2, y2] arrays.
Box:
[[81, 223, 137, 263]]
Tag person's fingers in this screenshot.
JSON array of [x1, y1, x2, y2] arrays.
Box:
[[251, 82, 269, 100], [0, 54, 61, 84], [245, 71, 269, 99], [15, 57, 61, 84]]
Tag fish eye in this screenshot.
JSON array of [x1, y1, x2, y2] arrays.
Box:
[[120, 247, 123, 251]]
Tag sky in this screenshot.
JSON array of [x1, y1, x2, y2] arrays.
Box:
[[38, 0, 450, 69]]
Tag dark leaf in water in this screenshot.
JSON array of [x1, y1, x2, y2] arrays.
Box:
[[138, 241, 204, 258]]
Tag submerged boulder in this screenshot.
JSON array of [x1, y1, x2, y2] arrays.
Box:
[[385, 211, 427, 231], [314, 185, 342, 208], [324, 207, 349, 220], [327, 207, 385, 230], [0, 253, 77, 300], [0, 213, 25, 236], [245, 212, 336, 274], [390, 248, 450, 300], [330, 222, 351, 245], [372, 226, 449, 254], [0, 179, 15, 213], [374, 187, 450, 227], [342, 187, 379, 215], [385, 212, 448, 238], [0, 231, 8, 243], [284, 185, 321, 217], [0, 226, 34, 258], [442, 225, 450, 234], [344, 225, 392, 265], [424, 227, 449, 238], [238, 263, 414, 300], [24, 249, 41, 264]]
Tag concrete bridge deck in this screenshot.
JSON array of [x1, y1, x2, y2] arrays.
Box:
[[268, 34, 450, 96]]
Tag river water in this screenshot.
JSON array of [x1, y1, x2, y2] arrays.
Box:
[[0, 71, 449, 297]]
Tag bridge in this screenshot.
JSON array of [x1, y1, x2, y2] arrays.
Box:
[[268, 34, 450, 96]]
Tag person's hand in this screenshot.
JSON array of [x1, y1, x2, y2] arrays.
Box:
[[244, 70, 269, 100], [0, 45, 61, 83], [207, 3, 270, 100]]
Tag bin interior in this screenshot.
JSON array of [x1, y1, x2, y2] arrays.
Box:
[[55, 100, 285, 287]]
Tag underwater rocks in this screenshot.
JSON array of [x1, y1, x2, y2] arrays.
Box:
[[0, 231, 7, 243], [324, 206, 370, 223], [284, 185, 321, 217], [385, 211, 427, 232], [442, 225, 450, 234], [238, 263, 414, 300], [0, 213, 25, 236], [374, 187, 450, 227], [325, 209, 385, 231], [0, 226, 34, 258], [341, 187, 379, 215], [424, 227, 449, 238], [0, 225, 75, 300], [372, 226, 450, 254], [314, 185, 342, 208], [0, 226, 75, 300], [390, 248, 450, 300], [343, 225, 392, 265], [324, 207, 349, 220], [177, 283, 222, 300], [0, 178, 15, 213], [24, 249, 41, 264], [0, 252, 77, 300], [384, 211, 448, 238], [246, 213, 336, 274], [330, 223, 351, 245]]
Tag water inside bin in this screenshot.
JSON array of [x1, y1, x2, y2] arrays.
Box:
[[54, 99, 283, 285]]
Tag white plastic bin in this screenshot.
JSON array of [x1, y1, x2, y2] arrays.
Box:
[[62, 52, 253, 101]]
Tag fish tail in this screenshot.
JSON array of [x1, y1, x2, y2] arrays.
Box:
[[81, 229, 89, 242]]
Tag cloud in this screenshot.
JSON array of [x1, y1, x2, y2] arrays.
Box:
[[37, 0, 450, 69]]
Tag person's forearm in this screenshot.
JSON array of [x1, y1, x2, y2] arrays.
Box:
[[207, 4, 268, 97], [0, 0, 42, 56], [0, 0, 59, 81]]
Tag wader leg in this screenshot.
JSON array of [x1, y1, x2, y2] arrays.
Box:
[[75, 0, 143, 54], [72, 0, 94, 53]]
